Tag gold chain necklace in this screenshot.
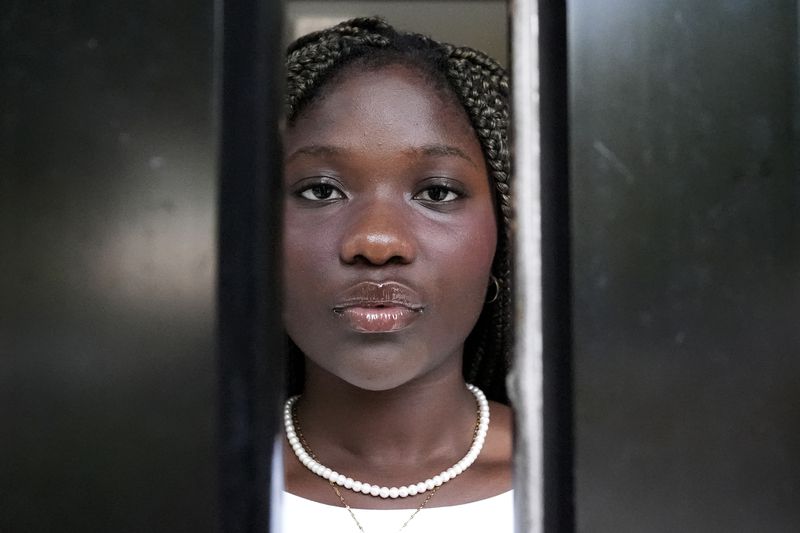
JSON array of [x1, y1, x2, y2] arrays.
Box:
[[291, 403, 440, 533], [329, 479, 439, 533]]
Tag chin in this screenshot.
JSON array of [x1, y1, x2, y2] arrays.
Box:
[[334, 356, 423, 392], [313, 343, 437, 393]]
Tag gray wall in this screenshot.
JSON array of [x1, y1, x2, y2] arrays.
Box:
[[570, 1, 800, 531], [287, 1, 508, 65]]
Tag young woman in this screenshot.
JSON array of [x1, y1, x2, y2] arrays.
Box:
[[281, 17, 513, 532]]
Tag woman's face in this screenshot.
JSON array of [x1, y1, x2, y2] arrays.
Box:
[[283, 63, 497, 391]]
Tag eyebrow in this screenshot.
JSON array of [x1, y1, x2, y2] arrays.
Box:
[[414, 144, 477, 167], [285, 143, 478, 167], [285, 145, 345, 162]]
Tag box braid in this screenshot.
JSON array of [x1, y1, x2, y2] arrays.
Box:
[[285, 17, 512, 404]]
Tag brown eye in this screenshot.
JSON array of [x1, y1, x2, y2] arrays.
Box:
[[415, 185, 460, 203], [299, 183, 344, 201]]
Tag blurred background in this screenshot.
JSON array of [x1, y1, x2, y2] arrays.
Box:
[[1, 0, 798, 531], [285, 1, 507, 63]]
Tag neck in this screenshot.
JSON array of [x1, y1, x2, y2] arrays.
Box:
[[295, 358, 478, 466]]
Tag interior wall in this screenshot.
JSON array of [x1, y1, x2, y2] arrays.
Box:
[[286, 1, 508, 65]]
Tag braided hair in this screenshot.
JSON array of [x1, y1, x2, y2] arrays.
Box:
[[285, 17, 512, 404]]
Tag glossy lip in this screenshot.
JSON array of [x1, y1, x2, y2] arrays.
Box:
[[332, 281, 426, 333]]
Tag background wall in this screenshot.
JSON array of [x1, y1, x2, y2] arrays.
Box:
[[570, 1, 800, 531], [287, 1, 508, 65]]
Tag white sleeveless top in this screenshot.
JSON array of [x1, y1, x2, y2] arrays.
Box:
[[281, 490, 514, 533]]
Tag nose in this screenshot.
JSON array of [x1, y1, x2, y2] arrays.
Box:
[[339, 199, 417, 266]]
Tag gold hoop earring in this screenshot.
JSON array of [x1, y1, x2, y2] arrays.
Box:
[[485, 274, 500, 304]]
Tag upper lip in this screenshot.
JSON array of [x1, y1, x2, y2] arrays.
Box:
[[332, 281, 426, 312]]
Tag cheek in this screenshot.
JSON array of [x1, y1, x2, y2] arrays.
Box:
[[458, 201, 498, 274], [281, 212, 336, 309], [425, 205, 498, 327], [451, 223, 496, 280]]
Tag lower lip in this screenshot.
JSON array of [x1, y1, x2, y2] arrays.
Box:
[[336, 306, 422, 333]]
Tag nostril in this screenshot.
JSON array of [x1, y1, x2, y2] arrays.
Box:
[[341, 232, 416, 266]]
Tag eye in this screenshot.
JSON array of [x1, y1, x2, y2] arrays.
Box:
[[414, 185, 461, 203], [298, 183, 345, 201]]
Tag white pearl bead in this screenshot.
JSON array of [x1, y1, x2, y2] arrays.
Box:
[[283, 386, 490, 500]]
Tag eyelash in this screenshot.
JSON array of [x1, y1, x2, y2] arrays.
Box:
[[294, 180, 464, 204], [297, 183, 345, 201], [412, 184, 462, 203]]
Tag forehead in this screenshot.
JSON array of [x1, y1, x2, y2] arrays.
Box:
[[285, 64, 483, 160]]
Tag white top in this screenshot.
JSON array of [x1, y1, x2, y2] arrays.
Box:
[[281, 490, 514, 533]]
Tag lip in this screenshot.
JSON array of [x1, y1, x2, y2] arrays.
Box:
[[333, 281, 425, 333]]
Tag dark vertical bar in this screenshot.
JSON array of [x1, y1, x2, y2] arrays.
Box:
[[217, 0, 284, 531], [538, 0, 574, 531], [1, 1, 218, 531]]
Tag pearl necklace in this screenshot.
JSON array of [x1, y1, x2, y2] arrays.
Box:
[[283, 383, 490, 499]]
